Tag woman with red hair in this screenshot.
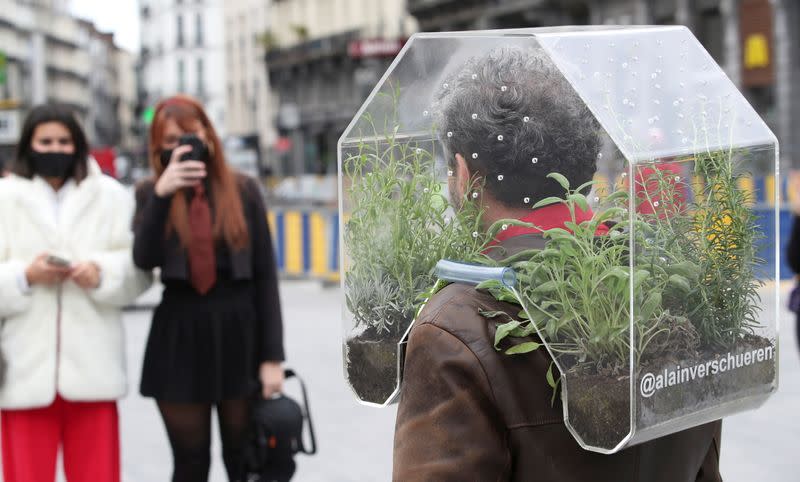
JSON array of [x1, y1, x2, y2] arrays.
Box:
[[133, 95, 285, 481]]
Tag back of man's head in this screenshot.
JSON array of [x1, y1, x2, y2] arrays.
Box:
[[435, 47, 601, 208]]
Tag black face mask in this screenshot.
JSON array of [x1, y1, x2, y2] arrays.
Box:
[[29, 151, 77, 179]]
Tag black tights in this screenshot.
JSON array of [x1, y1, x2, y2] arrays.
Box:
[[157, 399, 250, 482]]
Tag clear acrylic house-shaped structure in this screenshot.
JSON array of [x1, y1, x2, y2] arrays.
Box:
[[338, 26, 778, 453]]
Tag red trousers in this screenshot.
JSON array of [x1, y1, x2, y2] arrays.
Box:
[[1, 395, 120, 482]]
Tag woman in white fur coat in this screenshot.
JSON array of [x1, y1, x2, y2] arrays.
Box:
[[0, 104, 151, 482]]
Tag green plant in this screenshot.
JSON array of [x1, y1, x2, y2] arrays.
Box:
[[487, 154, 764, 372], [667, 152, 763, 348], [256, 30, 279, 51], [483, 173, 697, 373], [290, 24, 309, 42], [343, 111, 487, 339]]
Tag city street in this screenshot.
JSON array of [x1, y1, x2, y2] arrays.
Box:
[[119, 280, 800, 481], [2, 280, 798, 481]]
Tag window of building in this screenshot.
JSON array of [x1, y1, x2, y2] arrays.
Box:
[[252, 78, 259, 126], [197, 58, 204, 95], [177, 15, 184, 47], [178, 59, 185, 92], [650, 0, 677, 24], [196, 14, 204, 46], [695, 2, 724, 63]]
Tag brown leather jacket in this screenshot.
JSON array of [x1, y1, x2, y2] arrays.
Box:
[[393, 283, 723, 482]]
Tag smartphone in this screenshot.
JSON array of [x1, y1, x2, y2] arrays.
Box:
[[46, 255, 71, 267], [178, 134, 207, 162]]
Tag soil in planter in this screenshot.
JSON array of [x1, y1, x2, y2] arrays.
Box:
[[564, 369, 631, 449], [562, 334, 775, 450], [346, 330, 399, 403]]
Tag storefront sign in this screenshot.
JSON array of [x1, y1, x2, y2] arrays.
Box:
[[739, 0, 774, 87], [744, 33, 769, 69], [0, 109, 20, 144], [348, 39, 405, 58]]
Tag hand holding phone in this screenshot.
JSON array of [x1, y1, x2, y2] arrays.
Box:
[[46, 255, 71, 268], [25, 253, 71, 286], [178, 134, 209, 163], [154, 143, 207, 197]]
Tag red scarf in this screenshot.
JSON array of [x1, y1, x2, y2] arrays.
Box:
[[491, 202, 610, 246]]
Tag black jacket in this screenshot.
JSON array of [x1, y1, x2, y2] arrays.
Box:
[[132, 175, 285, 362], [787, 215, 800, 274]]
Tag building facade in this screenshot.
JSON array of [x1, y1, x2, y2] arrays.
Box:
[[264, 0, 417, 176], [407, 0, 799, 169], [116, 48, 138, 156], [0, 0, 137, 171], [0, 1, 92, 162], [84, 22, 122, 149], [138, 0, 226, 135], [223, 0, 273, 176]]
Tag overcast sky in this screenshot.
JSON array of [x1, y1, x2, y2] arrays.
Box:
[[68, 0, 140, 53]]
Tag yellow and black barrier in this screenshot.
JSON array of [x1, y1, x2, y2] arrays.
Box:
[[268, 208, 340, 283]]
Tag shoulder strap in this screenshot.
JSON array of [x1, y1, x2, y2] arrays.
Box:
[[284, 368, 317, 455]]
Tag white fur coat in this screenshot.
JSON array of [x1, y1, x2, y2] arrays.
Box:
[[0, 161, 152, 409]]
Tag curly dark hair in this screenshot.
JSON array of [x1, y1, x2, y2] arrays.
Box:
[[434, 47, 601, 209]]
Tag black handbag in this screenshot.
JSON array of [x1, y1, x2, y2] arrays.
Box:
[[244, 368, 317, 482]]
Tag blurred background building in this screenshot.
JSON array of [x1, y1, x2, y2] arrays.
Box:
[[222, 0, 273, 180], [0, 0, 796, 187], [137, 0, 226, 138], [0, 0, 135, 176], [264, 0, 417, 179]]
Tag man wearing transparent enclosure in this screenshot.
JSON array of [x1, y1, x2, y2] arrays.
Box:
[[392, 47, 723, 482]]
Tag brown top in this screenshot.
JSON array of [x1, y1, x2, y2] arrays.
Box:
[[393, 282, 722, 482]]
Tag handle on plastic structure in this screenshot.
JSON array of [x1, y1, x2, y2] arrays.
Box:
[[435, 259, 517, 289]]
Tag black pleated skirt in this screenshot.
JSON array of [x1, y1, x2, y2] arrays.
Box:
[[140, 278, 259, 402]]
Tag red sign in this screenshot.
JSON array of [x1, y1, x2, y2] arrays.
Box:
[[348, 39, 405, 58], [91, 147, 117, 178], [274, 137, 292, 153]]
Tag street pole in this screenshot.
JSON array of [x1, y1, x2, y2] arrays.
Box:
[[31, 30, 46, 104]]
